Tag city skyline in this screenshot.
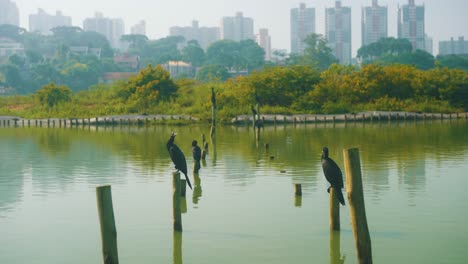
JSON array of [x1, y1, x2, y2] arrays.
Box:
[[8, 0, 468, 56]]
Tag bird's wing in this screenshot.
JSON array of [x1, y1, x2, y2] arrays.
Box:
[[322, 158, 344, 188], [171, 144, 187, 174]]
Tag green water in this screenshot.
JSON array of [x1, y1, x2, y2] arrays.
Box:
[[1, 121, 467, 264]]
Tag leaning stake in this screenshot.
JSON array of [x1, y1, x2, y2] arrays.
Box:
[[343, 148, 372, 264]]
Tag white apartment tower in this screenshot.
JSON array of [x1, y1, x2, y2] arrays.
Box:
[[131, 20, 146, 36], [290, 3, 315, 54], [0, 0, 19, 26], [256, 28, 271, 61], [325, 1, 352, 64], [83, 12, 125, 49], [220, 12, 254, 41], [29, 9, 72, 35], [170, 20, 220, 50], [362, 0, 387, 46], [398, 0, 425, 51]]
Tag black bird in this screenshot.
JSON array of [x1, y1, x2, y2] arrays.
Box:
[[167, 132, 193, 189], [321, 147, 345, 205], [192, 140, 202, 162]]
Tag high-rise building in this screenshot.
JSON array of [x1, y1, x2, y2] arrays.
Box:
[[170, 20, 220, 50], [439, 37, 468, 55], [361, 0, 387, 46], [0, 0, 19, 26], [290, 3, 315, 55], [256, 28, 271, 61], [83, 12, 125, 49], [398, 0, 425, 51], [220, 12, 254, 41], [29, 9, 72, 35], [325, 1, 352, 64], [131, 20, 146, 36]]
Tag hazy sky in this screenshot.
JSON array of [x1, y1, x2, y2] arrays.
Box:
[[14, 0, 468, 55]]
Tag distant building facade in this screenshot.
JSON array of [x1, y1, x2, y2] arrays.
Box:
[[131, 20, 146, 36], [220, 12, 254, 41], [170, 20, 220, 50], [0, 0, 19, 26], [362, 0, 387, 46], [83, 12, 125, 49], [29, 9, 72, 35], [256, 28, 271, 61], [398, 0, 425, 51], [439, 37, 468, 55], [325, 1, 352, 64], [0, 37, 24, 58], [162, 61, 194, 78], [290, 3, 315, 55]]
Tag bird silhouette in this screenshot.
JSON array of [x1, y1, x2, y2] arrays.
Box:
[[321, 147, 345, 205], [192, 140, 201, 162], [167, 132, 192, 189]]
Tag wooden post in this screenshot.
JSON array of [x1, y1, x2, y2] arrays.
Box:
[[343, 148, 372, 264], [173, 172, 182, 232], [180, 179, 187, 197], [294, 184, 302, 196], [211, 88, 216, 138], [96, 185, 119, 264], [330, 188, 340, 231], [173, 232, 183, 264], [330, 231, 342, 264]]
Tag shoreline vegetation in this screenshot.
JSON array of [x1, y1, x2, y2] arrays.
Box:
[[1, 64, 467, 123]]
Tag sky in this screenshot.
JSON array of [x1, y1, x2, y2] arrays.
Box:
[[13, 0, 468, 56]]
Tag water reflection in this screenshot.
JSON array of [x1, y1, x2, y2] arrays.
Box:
[[173, 232, 183, 264], [192, 173, 202, 205]]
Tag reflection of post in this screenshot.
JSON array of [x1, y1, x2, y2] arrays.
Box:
[[343, 148, 372, 264], [180, 179, 187, 197], [96, 185, 119, 264], [294, 184, 302, 207], [192, 173, 202, 204], [180, 196, 187, 214], [173, 172, 182, 232], [193, 161, 201, 173], [211, 134, 217, 166], [173, 232, 183, 264], [330, 230, 345, 264], [330, 188, 340, 231]]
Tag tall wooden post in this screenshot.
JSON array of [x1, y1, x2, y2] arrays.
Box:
[[343, 148, 372, 264], [96, 185, 119, 264], [180, 179, 187, 197], [211, 87, 216, 138], [173, 172, 182, 232], [330, 188, 340, 231], [330, 231, 342, 264]]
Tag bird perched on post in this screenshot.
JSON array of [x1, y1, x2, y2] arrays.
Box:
[[167, 132, 192, 189], [321, 147, 345, 205], [192, 140, 201, 162]]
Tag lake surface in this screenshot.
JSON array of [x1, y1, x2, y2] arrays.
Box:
[[1, 120, 467, 264]]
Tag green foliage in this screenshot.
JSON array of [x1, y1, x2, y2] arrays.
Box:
[[206, 39, 265, 71], [357, 37, 412, 63], [437, 54, 468, 70], [196, 65, 230, 83], [35, 83, 72, 108], [182, 40, 205, 67], [288, 33, 337, 70], [118, 65, 178, 111]]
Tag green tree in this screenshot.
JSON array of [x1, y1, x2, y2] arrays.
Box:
[[119, 65, 178, 110], [35, 83, 72, 108], [437, 54, 468, 70], [196, 65, 230, 82], [182, 40, 205, 67], [288, 33, 337, 70]]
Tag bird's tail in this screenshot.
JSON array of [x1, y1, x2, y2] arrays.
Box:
[[337, 188, 345, 206], [184, 173, 193, 190]]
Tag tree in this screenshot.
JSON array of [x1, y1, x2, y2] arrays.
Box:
[[437, 54, 468, 70], [0, 24, 26, 41], [288, 33, 337, 70], [182, 40, 205, 67], [121, 34, 148, 50], [357, 37, 413, 64], [119, 65, 178, 110], [238, 39, 265, 71], [196, 65, 230, 82], [35, 83, 72, 108], [205, 39, 265, 71]]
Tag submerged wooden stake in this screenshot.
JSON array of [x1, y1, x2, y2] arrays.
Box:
[[96, 185, 119, 264], [173, 172, 182, 232], [330, 187, 340, 231], [343, 148, 372, 264]]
